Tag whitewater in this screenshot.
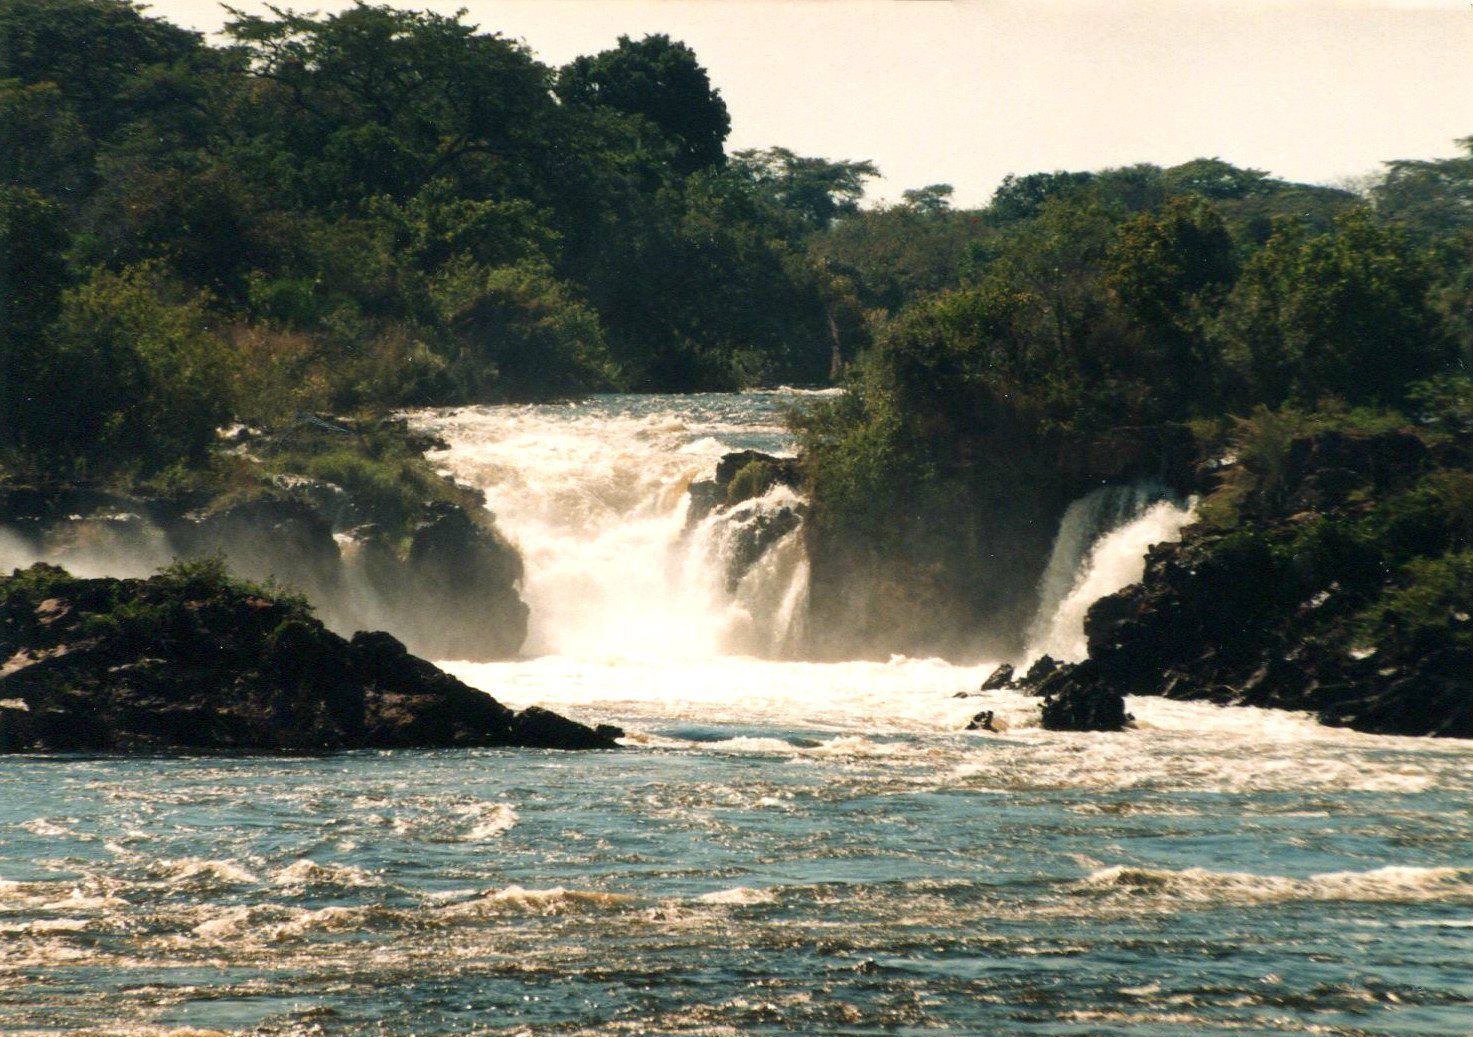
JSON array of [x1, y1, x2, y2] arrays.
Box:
[[2, 393, 1470, 1036]]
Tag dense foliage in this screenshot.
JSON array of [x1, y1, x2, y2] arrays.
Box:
[[0, 0, 874, 479], [797, 145, 1469, 553]]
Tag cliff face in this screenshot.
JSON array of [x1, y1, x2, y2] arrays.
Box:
[[801, 423, 1199, 662], [0, 563, 615, 753], [0, 419, 528, 662], [1021, 426, 1472, 738]]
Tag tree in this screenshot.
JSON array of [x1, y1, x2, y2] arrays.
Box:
[[732, 147, 879, 231], [557, 34, 730, 175], [0, 188, 71, 454], [1162, 157, 1271, 200], [0, 0, 201, 138], [0, 81, 91, 200], [901, 183, 954, 216], [224, 3, 553, 204], [1373, 137, 1473, 242], [991, 195, 1120, 365], [986, 170, 1096, 225], [37, 264, 234, 473], [430, 260, 618, 401], [1219, 211, 1448, 406], [1108, 196, 1238, 409]]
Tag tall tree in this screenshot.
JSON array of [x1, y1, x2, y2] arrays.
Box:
[[557, 34, 730, 175], [1219, 211, 1448, 406], [0, 0, 201, 138]]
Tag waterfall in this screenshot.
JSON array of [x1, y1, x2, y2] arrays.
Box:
[[1023, 482, 1196, 665], [413, 395, 811, 662]]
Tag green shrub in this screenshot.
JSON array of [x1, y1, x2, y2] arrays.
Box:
[[36, 263, 234, 476], [725, 460, 779, 506], [1356, 551, 1473, 650]]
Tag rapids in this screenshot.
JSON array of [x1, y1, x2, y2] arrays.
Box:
[[3, 393, 1471, 1036]]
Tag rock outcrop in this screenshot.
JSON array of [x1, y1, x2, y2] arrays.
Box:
[[1014, 426, 1471, 738], [802, 420, 1200, 663], [686, 450, 803, 527], [685, 450, 808, 593], [0, 563, 615, 753], [0, 417, 528, 661]]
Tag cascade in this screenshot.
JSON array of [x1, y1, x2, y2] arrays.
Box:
[[413, 394, 812, 662], [1023, 482, 1196, 665]]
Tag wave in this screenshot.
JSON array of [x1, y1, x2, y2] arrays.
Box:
[[1077, 863, 1473, 906], [456, 802, 520, 840], [151, 858, 260, 887], [696, 886, 778, 905], [436, 884, 637, 919], [272, 858, 378, 888]]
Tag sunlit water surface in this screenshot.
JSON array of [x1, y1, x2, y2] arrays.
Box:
[[3, 394, 1470, 1036]]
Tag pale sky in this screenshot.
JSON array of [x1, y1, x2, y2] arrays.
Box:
[[154, 0, 1471, 207]]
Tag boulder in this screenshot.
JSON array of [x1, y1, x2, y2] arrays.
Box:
[[720, 503, 803, 592], [1038, 665, 1133, 732], [686, 450, 802, 526], [980, 663, 1014, 690], [0, 563, 615, 754]]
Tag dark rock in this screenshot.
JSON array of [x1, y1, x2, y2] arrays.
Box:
[[399, 504, 529, 660], [0, 564, 614, 754], [980, 663, 1015, 690], [513, 706, 621, 751], [1031, 427, 1471, 739], [1317, 647, 1473, 738], [174, 498, 342, 601], [721, 504, 803, 592], [965, 709, 997, 732], [1023, 655, 1059, 682], [686, 450, 802, 526], [1040, 675, 1132, 733]]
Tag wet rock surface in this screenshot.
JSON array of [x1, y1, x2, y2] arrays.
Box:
[[0, 563, 614, 753], [686, 450, 803, 527]]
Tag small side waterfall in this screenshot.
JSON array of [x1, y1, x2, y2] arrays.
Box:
[[1024, 482, 1196, 665]]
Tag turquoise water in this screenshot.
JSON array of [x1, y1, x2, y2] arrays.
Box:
[[2, 718, 1472, 1035], [3, 394, 1471, 1035]]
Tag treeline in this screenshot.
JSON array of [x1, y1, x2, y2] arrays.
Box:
[[794, 145, 1471, 659], [3, 0, 1469, 505], [797, 149, 1472, 537], [0, 0, 877, 479]]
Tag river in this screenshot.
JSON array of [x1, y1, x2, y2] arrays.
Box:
[[2, 393, 1470, 1035]]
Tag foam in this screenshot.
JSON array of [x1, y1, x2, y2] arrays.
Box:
[[457, 802, 520, 840], [272, 858, 378, 888], [696, 886, 778, 906], [1078, 864, 1473, 906], [437, 885, 636, 919], [152, 858, 260, 887]]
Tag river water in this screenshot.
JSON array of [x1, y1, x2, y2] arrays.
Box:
[[2, 394, 1471, 1036]]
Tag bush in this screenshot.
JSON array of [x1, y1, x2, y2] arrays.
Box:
[[36, 263, 234, 475], [1357, 551, 1473, 650], [432, 261, 619, 401]]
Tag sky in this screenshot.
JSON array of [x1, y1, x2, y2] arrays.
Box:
[[157, 0, 1472, 208]]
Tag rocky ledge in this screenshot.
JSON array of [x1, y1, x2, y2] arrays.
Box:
[[0, 416, 529, 661], [0, 562, 619, 753], [1005, 426, 1471, 738]]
